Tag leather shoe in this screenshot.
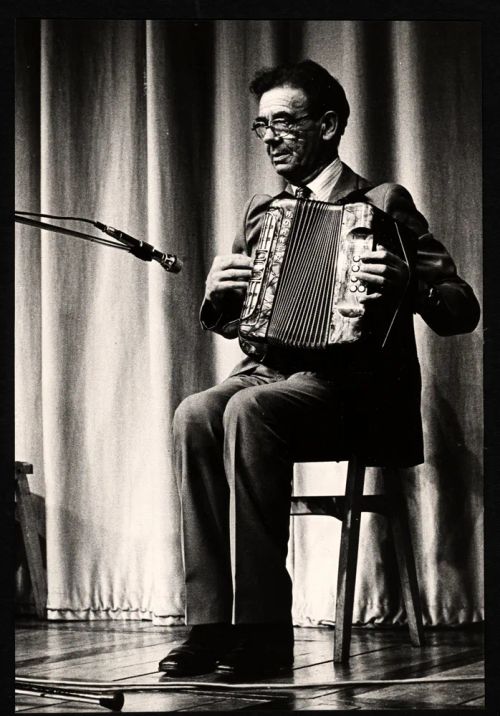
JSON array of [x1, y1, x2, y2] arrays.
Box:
[[159, 624, 234, 676], [215, 623, 294, 678]]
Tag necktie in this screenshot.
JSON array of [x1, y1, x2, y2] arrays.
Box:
[[295, 186, 312, 200]]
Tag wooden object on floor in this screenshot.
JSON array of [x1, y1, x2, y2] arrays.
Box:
[[291, 457, 425, 663], [15, 461, 47, 619]]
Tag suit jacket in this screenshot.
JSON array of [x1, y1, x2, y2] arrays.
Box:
[[200, 163, 480, 467]]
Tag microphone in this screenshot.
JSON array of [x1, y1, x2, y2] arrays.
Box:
[[94, 222, 182, 273]]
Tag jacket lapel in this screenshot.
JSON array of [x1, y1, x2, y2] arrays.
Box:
[[327, 162, 372, 204]]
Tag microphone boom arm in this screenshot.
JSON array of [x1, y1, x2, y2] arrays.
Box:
[[15, 214, 182, 273], [15, 215, 129, 251]]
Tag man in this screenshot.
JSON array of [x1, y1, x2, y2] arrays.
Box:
[[159, 60, 480, 679]]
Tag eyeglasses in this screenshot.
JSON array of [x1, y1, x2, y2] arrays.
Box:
[[251, 114, 313, 140]]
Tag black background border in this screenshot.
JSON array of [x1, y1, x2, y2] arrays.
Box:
[[2, 2, 498, 714]]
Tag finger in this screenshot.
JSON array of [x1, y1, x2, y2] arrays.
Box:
[[357, 263, 395, 277], [217, 268, 253, 281], [207, 276, 247, 287], [360, 250, 404, 267], [214, 280, 250, 291], [358, 264, 407, 285], [356, 271, 387, 288], [358, 292, 383, 303], [215, 254, 254, 270]]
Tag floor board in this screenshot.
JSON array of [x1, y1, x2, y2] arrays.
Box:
[[15, 619, 484, 711]]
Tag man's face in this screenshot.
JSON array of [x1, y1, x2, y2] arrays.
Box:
[[256, 85, 326, 185]]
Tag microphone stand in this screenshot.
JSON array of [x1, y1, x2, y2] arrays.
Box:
[[15, 214, 182, 272]]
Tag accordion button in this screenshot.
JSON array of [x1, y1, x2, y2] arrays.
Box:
[[350, 286, 357, 292], [351, 276, 358, 283], [358, 285, 366, 292], [352, 265, 360, 272], [353, 255, 361, 262]]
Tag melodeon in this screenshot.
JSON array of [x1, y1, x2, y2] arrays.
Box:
[[238, 195, 412, 355]]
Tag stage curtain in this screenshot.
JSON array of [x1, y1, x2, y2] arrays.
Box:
[[15, 19, 482, 625]]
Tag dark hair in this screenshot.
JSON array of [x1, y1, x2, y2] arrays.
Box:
[[249, 59, 350, 142]]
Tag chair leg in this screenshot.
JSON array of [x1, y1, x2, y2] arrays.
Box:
[[383, 467, 425, 647], [334, 456, 365, 663]]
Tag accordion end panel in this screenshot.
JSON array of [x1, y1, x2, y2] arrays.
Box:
[[239, 206, 289, 340], [328, 203, 378, 344]]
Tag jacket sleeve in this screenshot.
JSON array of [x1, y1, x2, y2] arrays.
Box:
[[381, 183, 481, 336], [199, 194, 271, 338]]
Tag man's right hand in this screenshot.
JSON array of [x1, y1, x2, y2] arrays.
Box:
[[204, 254, 254, 311]]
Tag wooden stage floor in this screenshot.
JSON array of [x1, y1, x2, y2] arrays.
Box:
[[15, 619, 484, 711]]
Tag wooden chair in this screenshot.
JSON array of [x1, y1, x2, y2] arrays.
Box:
[[15, 461, 47, 619], [291, 455, 424, 662]]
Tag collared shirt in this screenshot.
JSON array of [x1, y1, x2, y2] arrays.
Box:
[[290, 156, 343, 202]]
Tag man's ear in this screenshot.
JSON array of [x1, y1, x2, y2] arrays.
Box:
[[321, 111, 339, 141]]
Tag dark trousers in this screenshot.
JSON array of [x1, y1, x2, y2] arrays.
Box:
[[173, 368, 348, 625]]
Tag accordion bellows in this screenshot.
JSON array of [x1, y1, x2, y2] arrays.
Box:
[[239, 196, 409, 353]]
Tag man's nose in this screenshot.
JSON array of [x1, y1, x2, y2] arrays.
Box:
[[263, 127, 280, 145]]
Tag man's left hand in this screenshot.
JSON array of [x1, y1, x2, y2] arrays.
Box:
[[357, 244, 409, 303]]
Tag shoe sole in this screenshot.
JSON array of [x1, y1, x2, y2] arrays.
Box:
[[158, 662, 217, 676], [215, 662, 294, 678]]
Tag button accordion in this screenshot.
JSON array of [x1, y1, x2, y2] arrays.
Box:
[[238, 195, 411, 356]]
